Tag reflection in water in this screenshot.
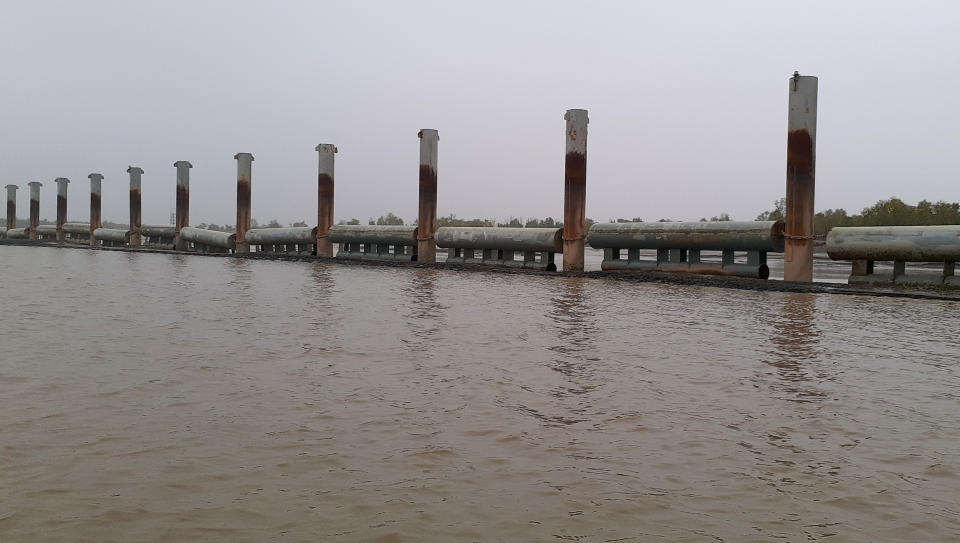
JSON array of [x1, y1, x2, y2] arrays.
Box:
[[401, 269, 447, 354], [765, 293, 827, 402]]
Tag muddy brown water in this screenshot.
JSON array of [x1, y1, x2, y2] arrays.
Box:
[[1, 246, 958, 542]]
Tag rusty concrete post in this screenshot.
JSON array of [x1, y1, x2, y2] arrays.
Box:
[[88, 173, 103, 247], [234, 153, 254, 254], [174, 160, 192, 250], [27, 182, 42, 239], [784, 71, 818, 282], [5, 185, 16, 231], [417, 129, 439, 263], [127, 166, 143, 246], [563, 109, 589, 272], [55, 177, 69, 241], [315, 144, 337, 257]]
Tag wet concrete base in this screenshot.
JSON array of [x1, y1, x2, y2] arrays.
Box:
[[3, 239, 959, 302]]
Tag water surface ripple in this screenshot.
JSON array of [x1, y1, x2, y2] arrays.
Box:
[[0, 247, 958, 542]]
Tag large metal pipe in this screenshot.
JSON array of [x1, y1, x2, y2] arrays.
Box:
[[27, 181, 42, 240], [587, 221, 785, 252], [127, 166, 143, 246], [246, 226, 318, 245], [4, 185, 16, 231], [563, 109, 589, 271], [315, 143, 337, 257], [174, 160, 192, 250], [234, 152, 254, 254], [784, 72, 818, 282], [329, 225, 418, 245], [436, 227, 563, 252], [63, 222, 91, 234], [179, 226, 236, 250], [55, 177, 69, 241], [88, 173, 103, 247], [93, 228, 131, 244], [417, 129, 439, 263], [826, 226, 960, 262]]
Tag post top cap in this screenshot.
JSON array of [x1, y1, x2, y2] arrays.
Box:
[[28, 181, 42, 187], [417, 129, 439, 140], [5, 184, 18, 189], [564, 109, 589, 122], [126, 166, 144, 174], [790, 71, 817, 80], [315, 143, 338, 153], [233, 152, 254, 160], [54, 177, 70, 183], [88, 173, 103, 180], [173, 160, 193, 168]]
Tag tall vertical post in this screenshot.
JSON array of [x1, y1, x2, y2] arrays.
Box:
[[563, 109, 589, 271], [127, 166, 143, 246], [784, 72, 818, 283], [27, 182, 42, 240], [315, 144, 337, 257], [174, 161, 192, 250], [417, 129, 439, 263], [4, 185, 16, 231], [234, 153, 254, 254], [88, 173, 103, 247], [55, 178, 70, 241]]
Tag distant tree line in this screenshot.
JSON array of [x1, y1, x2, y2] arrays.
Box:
[[755, 197, 960, 236]]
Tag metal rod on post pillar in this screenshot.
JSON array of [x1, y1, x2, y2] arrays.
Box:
[[127, 167, 143, 246], [27, 182, 42, 240], [563, 109, 589, 271], [55, 178, 69, 241], [784, 71, 818, 282], [5, 185, 16, 231], [234, 153, 254, 254], [417, 129, 439, 263], [88, 174, 103, 247], [315, 144, 337, 257], [174, 161, 192, 250]]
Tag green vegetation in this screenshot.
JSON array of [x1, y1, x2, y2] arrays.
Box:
[[755, 197, 960, 235]]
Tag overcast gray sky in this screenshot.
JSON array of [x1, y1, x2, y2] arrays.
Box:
[[2, 0, 958, 226]]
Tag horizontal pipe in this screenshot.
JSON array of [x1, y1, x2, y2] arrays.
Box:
[[4, 227, 30, 239], [588, 221, 785, 252], [36, 224, 58, 235], [179, 227, 236, 249], [246, 227, 318, 245], [826, 226, 960, 262], [62, 222, 92, 234], [141, 225, 177, 236], [329, 225, 417, 245], [601, 258, 769, 279], [436, 227, 562, 252], [93, 228, 131, 243]]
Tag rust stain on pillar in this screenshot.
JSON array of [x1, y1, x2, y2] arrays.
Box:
[[5, 185, 16, 231], [315, 144, 337, 257], [55, 177, 69, 241], [234, 153, 254, 254], [127, 167, 143, 246], [563, 109, 589, 271], [174, 161, 192, 250], [88, 173, 103, 247], [784, 72, 818, 282], [417, 129, 439, 263], [27, 182, 41, 240]]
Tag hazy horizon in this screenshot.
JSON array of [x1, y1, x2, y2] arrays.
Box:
[[2, 1, 958, 227]]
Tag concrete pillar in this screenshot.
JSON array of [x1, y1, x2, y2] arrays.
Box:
[[315, 144, 337, 257], [127, 166, 143, 246], [174, 160, 192, 250], [88, 173, 103, 247], [563, 109, 589, 271], [784, 71, 818, 282], [234, 153, 254, 254], [4, 185, 16, 231], [55, 178, 70, 241], [27, 181, 42, 240], [417, 129, 439, 263]]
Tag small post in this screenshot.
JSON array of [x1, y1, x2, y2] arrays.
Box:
[[315, 143, 337, 257], [127, 166, 143, 246], [234, 153, 254, 254], [88, 173, 103, 246], [174, 161, 192, 250], [27, 181, 42, 240], [563, 109, 589, 271], [55, 178, 70, 241], [417, 129, 439, 263], [784, 71, 818, 282], [4, 185, 16, 231]]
